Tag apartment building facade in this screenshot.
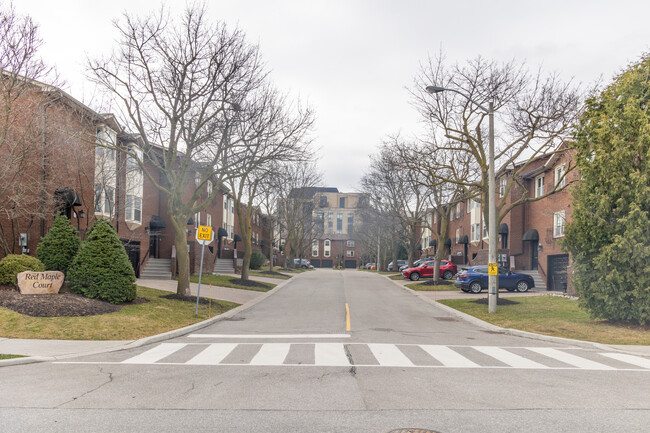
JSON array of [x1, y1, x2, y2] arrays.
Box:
[[422, 148, 576, 292]]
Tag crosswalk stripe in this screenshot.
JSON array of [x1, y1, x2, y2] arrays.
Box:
[[473, 346, 549, 369], [122, 343, 186, 364], [420, 345, 479, 367], [314, 343, 350, 366], [187, 334, 350, 339], [250, 343, 291, 365], [186, 343, 237, 365], [600, 353, 650, 369], [367, 344, 414, 367], [527, 347, 616, 370]]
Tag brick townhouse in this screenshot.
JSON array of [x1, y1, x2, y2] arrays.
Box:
[[422, 145, 576, 292], [0, 75, 271, 278]]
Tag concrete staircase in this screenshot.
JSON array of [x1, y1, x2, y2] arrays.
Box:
[[515, 269, 546, 290], [139, 258, 172, 279], [213, 258, 235, 274]]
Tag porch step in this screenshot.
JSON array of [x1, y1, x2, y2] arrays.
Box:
[[213, 259, 235, 274], [514, 269, 546, 290], [140, 258, 172, 279]]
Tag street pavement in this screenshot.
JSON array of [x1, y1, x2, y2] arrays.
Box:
[[1, 269, 649, 433]]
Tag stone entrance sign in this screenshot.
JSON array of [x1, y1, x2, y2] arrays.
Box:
[[17, 271, 65, 294]]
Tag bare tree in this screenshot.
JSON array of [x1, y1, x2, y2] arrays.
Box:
[[411, 54, 581, 231], [227, 83, 313, 280], [0, 2, 59, 255], [88, 4, 268, 295], [361, 135, 430, 270]]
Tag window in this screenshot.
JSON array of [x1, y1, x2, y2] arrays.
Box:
[[337, 213, 343, 234], [482, 219, 488, 239], [433, 212, 437, 224], [312, 240, 319, 257], [224, 197, 228, 210], [206, 214, 212, 228], [195, 212, 201, 226], [96, 127, 116, 160], [456, 203, 461, 218], [104, 186, 114, 215], [207, 181, 213, 196], [347, 213, 354, 233], [328, 212, 333, 228], [499, 177, 507, 197], [324, 239, 331, 257], [324, 240, 330, 247], [554, 210, 566, 238], [555, 164, 566, 188], [125, 195, 142, 223], [535, 175, 545, 198], [346, 240, 355, 247], [339, 197, 345, 208], [455, 228, 460, 243], [126, 146, 142, 172], [346, 250, 355, 257], [94, 185, 103, 213], [450, 208, 455, 221], [195, 172, 201, 187], [471, 223, 480, 242], [319, 196, 327, 207]]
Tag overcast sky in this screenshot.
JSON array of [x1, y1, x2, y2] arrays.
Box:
[[15, 0, 650, 192]]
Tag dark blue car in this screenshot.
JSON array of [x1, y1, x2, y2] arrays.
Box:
[[454, 266, 535, 294]]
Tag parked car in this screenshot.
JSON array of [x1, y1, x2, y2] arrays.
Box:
[[364, 262, 375, 270], [454, 266, 535, 293], [387, 260, 408, 271], [293, 258, 313, 269], [398, 257, 434, 272], [402, 260, 457, 281]]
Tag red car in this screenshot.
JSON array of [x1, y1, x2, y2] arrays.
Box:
[[402, 260, 457, 281]]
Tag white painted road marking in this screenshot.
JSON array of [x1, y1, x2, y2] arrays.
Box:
[[474, 346, 549, 369], [420, 345, 479, 368], [527, 347, 616, 370], [600, 352, 650, 369], [368, 343, 414, 367], [186, 343, 237, 365], [250, 343, 291, 365], [59, 343, 649, 371], [187, 334, 350, 339], [314, 343, 350, 366], [121, 343, 187, 364]]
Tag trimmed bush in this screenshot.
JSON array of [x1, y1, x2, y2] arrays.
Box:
[[0, 254, 46, 286], [67, 219, 136, 304], [249, 251, 266, 270], [36, 214, 80, 275]]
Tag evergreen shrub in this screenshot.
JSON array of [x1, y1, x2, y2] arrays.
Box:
[[0, 254, 46, 286], [67, 219, 136, 304], [36, 214, 80, 275], [249, 251, 266, 270]]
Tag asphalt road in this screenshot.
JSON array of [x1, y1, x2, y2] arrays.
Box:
[[1, 269, 649, 433]]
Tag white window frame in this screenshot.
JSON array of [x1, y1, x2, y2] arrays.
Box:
[[207, 180, 213, 196], [499, 177, 507, 197], [346, 250, 355, 257], [125, 195, 142, 223], [312, 240, 319, 257], [324, 239, 331, 257], [555, 164, 566, 188], [346, 240, 355, 247], [206, 213, 212, 228], [535, 175, 545, 198], [455, 228, 460, 244], [554, 210, 566, 238]]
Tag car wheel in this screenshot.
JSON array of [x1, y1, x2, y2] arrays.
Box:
[[409, 272, 420, 281], [516, 280, 530, 292], [442, 270, 454, 280], [469, 281, 482, 294]]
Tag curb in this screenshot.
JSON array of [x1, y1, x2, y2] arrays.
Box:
[[385, 275, 644, 355], [0, 274, 295, 367]]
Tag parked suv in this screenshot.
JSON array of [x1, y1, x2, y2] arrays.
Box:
[[387, 260, 408, 271], [454, 266, 535, 293], [402, 260, 457, 281], [293, 258, 313, 269]]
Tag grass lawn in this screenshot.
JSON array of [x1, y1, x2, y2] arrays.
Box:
[[388, 274, 404, 280], [190, 274, 276, 292], [0, 354, 24, 360], [359, 269, 395, 275], [273, 266, 307, 274], [439, 296, 650, 345], [247, 269, 291, 280], [0, 286, 239, 340], [405, 280, 459, 291]]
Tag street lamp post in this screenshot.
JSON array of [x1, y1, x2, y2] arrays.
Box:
[[426, 86, 498, 313]]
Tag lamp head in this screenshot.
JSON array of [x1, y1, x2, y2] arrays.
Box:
[[426, 85, 446, 94]]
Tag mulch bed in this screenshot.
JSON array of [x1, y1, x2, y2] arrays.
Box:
[[228, 278, 269, 288], [419, 279, 454, 286], [257, 271, 289, 277], [470, 297, 520, 306], [0, 288, 148, 317]]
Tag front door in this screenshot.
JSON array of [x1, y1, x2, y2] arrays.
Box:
[[149, 231, 159, 258], [531, 242, 538, 269]]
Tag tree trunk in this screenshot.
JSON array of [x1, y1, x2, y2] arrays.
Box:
[[173, 224, 191, 296]]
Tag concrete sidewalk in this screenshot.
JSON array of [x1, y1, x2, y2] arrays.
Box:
[[0, 273, 292, 365]]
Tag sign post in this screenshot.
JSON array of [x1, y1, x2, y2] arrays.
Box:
[[195, 226, 214, 316]]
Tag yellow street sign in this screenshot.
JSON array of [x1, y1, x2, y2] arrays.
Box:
[[488, 263, 498, 276], [197, 225, 212, 241]]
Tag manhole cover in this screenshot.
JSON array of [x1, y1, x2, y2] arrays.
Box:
[[388, 429, 440, 433]]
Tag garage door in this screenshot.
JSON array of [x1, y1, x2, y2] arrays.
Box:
[[344, 260, 357, 269], [311, 259, 321, 268], [321, 259, 333, 268]]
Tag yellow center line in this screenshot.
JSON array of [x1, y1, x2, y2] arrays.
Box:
[[345, 303, 351, 331]]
